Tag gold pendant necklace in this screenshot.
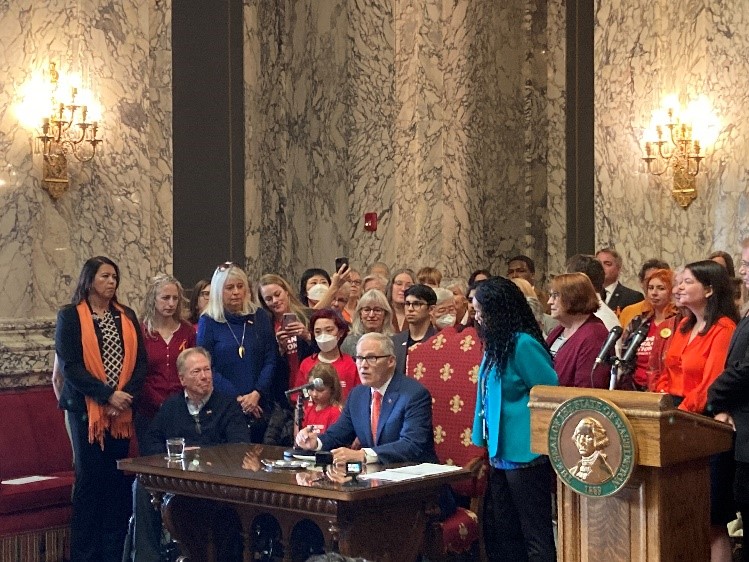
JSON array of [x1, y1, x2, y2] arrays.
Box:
[[227, 320, 247, 358]]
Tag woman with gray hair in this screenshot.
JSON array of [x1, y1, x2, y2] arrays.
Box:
[[340, 289, 394, 356], [197, 262, 277, 442]]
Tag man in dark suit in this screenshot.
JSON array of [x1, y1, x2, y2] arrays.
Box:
[[596, 247, 644, 314], [391, 284, 438, 375], [130, 347, 251, 562], [295, 332, 437, 465]]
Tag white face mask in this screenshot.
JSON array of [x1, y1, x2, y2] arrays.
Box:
[[315, 333, 338, 352], [436, 314, 456, 329]]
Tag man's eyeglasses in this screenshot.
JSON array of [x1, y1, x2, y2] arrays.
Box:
[[353, 355, 390, 365], [350, 280, 362, 286], [361, 306, 385, 315], [404, 301, 428, 309]]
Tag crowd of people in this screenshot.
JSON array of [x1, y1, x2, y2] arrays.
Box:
[[52, 243, 749, 561]]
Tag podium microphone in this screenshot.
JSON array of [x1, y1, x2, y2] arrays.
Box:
[[620, 321, 650, 364], [594, 326, 623, 367], [285, 377, 325, 397]]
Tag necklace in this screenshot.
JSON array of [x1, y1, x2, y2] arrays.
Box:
[[227, 320, 247, 358]]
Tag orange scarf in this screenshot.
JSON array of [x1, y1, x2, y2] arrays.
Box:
[[76, 301, 137, 448]]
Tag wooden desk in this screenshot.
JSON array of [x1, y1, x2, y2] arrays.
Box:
[[119, 443, 468, 562]]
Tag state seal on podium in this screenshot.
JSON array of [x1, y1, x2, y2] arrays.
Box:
[[547, 395, 637, 498]]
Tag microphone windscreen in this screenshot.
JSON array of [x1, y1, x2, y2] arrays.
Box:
[[312, 377, 325, 390]]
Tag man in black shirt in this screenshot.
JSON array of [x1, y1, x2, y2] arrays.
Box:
[[129, 347, 250, 561]]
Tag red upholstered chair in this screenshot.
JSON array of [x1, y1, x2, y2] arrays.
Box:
[[406, 326, 488, 561]]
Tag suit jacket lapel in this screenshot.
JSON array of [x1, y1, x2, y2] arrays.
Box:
[[375, 373, 401, 443]]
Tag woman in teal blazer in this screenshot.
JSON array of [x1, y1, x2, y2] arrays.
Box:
[[472, 276, 558, 562]]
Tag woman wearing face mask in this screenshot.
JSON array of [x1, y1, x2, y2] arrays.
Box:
[[296, 309, 359, 402], [299, 268, 331, 307], [431, 288, 458, 330]]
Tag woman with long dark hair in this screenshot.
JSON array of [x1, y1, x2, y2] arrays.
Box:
[[655, 260, 738, 562], [55, 256, 147, 562], [187, 278, 210, 329], [471, 277, 558, 561]]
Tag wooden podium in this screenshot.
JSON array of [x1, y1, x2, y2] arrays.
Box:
[[529, 386, 734, 562]]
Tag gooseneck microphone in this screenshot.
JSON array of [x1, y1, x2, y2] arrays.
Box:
[[594, 326, 623, 367], [620, 321, 651, 364], [285, 377, 325, 397]]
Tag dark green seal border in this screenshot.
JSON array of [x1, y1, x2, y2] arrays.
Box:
[[548, 395, 637, 498]]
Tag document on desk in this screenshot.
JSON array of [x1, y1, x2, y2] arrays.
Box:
[[360, 463, 462, 482], [2, 475, 58, 485]]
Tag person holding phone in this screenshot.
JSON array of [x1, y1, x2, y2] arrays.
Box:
[[257, 274, 316, 400]]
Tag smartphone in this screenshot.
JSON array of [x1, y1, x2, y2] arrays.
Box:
[[335, 257, 349, 272], [282, 313, 297, 328]]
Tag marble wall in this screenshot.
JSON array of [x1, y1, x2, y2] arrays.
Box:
[[0, 0, 171, 385], [245, 0, 551, 285], [593, 0, 749, 288]]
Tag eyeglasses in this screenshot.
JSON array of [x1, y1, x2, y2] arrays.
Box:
[[549, 292, 561, 300], [216, 261, 237, 272], [350, 280, 362, 286], [361, 306, 385, 315], [353, 355, 390, 365], [404, 301, 428, 309]]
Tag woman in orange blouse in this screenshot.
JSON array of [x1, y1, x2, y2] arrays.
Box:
[[654, 260, 738, 562]]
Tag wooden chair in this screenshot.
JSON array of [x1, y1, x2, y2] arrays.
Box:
[[406, 327, 488, 561]]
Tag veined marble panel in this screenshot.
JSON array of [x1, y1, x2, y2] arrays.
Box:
[[0, 318, 55, 387], [546, 0, 566, 278], [594, 0, 749, 286], [244, 0, 352, 283], [0, 0, 171, 378]]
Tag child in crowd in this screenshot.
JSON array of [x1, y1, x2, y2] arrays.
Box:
[[303, 363, 343, 435]]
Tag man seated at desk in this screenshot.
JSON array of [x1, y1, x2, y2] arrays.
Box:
[[296, 332, 437, 465], [129, 346, 251, 562]]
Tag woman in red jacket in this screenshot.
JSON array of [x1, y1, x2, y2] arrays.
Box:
[[137, 274, 196, 443], [655, 260, 738, 562]]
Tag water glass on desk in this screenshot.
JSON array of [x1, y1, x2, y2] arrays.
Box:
[[166, 437, 185, 459]]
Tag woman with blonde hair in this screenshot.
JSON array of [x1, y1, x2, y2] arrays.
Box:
[[137, 274, 195, 441], [340, 289, 394, 356], [545, 273, 611, 388], [198, 263, 277, 441], [257, 273, 315, 399]]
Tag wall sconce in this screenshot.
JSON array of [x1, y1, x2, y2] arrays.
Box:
[[641, 95, 719, 209], [17, 62, 103, 200]]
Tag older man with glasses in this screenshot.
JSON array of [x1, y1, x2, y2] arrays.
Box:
[[296, 332, 437, 466]]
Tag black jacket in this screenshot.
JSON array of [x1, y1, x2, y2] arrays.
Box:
[[55, 302, 147, 412], [707, 315, 749, 462]]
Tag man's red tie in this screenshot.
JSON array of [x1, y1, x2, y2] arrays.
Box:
[[371, 390, 382, 442]]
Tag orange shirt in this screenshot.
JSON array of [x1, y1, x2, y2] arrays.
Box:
[[655, 316, 736, 413]]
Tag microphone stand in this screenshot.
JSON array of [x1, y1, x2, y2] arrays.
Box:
[[293, 392, 305, 437]]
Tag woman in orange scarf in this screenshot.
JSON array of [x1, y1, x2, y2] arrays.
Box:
[[55, 256, 147, 562]]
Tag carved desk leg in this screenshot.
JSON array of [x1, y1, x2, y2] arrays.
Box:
[[162, 495, 215, 562]]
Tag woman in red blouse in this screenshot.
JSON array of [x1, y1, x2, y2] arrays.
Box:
[[617, 269, 678, 391], [654, 260, 738, 562], [137, 274, 196, 442], [296, 309, 359, 402]]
